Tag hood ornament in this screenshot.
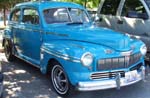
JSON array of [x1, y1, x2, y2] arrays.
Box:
[[121, 50, 133, 56]]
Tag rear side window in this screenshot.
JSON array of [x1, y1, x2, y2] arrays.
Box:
[[121, 0, 147, 16], [100, 0, 121, 15], [11, 9, 21, 22], [22, 8, 39, 25]]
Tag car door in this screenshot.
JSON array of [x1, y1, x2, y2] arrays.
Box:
[[9, 8, 22, 55], [118, 0, 150, 50], [18, 8, 42, 66], [97, 0, 121, 30]]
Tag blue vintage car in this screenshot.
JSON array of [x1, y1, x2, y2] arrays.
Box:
[[2, 0, 147, 96]]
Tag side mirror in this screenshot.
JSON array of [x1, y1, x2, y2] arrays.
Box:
[[94, 16, 100, 22], [88, 11, 97, 22], [127, 11, 149, 20]]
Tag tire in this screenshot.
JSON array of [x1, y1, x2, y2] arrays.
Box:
[[4, 40, 15, 61], [50, 61, 75, 97]]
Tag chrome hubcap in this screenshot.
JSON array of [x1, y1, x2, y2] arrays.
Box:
[[52, 65, 68, 94]]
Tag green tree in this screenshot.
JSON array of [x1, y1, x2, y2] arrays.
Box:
[[0, 0, 10, 26], [0, 0, 29, 26], [59, 0, 100, 8]]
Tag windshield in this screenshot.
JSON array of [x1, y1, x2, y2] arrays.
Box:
[[145, 0, 150, 8], [43, 8, 90, 24]]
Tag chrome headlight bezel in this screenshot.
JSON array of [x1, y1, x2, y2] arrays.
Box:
[[140, 45, 147, 56], [81, 52, 93, 67]]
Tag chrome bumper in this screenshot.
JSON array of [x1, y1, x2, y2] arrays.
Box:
[[77, 66, 145, 91]]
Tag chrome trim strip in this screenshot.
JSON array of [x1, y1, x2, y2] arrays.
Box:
[[90, 71, 125, 80], [121, 50, 133, 56], [46, 32, 69, 37], [41, 47, 80, 63], [19, 28, 40, 32], [41, 47, 79, 59]]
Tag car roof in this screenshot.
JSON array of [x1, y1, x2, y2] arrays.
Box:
[[15, 1, 85, 10]]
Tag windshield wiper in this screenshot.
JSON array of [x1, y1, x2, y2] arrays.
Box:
[[67, 22, 83, 25]]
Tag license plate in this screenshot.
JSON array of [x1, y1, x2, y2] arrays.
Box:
[[125, 70, 138, 83]]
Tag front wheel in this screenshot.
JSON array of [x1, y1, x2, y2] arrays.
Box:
[[51, 62, 75, 97]]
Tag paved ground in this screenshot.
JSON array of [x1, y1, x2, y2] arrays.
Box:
[[0, 31, 150, 98]]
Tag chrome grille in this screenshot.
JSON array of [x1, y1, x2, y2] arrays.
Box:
[[91, 63, 143, 80], [97, 52, 142, 71], [91, 71, 125, 80]]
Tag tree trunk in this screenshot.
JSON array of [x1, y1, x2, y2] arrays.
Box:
[[99, 0, 101, 4], [84, 0, 87, 8], [3, 6, 6, 26]]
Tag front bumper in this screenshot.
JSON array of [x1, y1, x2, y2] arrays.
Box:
[[77, 66, 145, 91]]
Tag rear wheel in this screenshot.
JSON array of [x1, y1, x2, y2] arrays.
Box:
[[50, 62, 75, 97], [4, 40, 15, 61]]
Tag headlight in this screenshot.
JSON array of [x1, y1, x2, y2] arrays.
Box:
[[140, 45, 147, 55], [81, 52, 93, 67]]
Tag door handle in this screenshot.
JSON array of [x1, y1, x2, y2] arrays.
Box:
[[117, 20, 123, 24]]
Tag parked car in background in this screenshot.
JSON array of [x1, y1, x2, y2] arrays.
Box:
[[97, 0, 150, 62], [2, 1, 147, 97]]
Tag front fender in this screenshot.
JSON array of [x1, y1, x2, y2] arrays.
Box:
[[40, 40, 86, 74]]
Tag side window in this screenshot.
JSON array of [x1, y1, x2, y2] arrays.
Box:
[[121, 0, 147, 17], [22, 8, 39, 25], [11, 9, 21, 22], [100, 0, 121, 15], [43, 8, 70, 24]]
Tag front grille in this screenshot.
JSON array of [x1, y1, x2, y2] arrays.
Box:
[[91, 71, 125, 80], [97, 52, 142, 71], [91, 63, 143, 80]]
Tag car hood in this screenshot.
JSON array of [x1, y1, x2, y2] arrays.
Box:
[[46, 24, 132, 51]]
